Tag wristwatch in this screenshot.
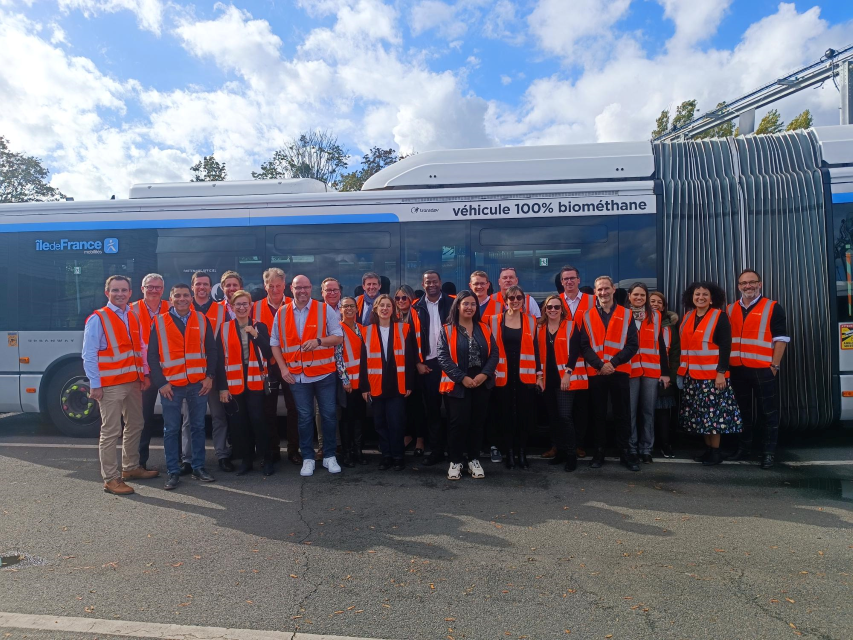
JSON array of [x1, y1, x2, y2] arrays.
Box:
[[770, 364, 780, 372], [316, 337, 322, 346]]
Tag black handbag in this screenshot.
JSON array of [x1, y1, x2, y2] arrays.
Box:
[[250, 333, 272, 395]]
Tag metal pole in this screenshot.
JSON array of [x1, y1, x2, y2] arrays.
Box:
[[739, 109, 756, 135], [841, 60, 853, 125]]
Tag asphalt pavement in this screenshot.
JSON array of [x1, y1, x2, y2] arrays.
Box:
[[1, 413, 851, 640]]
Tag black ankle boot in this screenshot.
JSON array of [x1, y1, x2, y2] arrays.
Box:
[[564, 454, 577, 472], [694, 447, 711, 463], [548, 451, 568, 465], [517, 449, 529, 469], [702, 447, 723, 466], [504, 448, 516, 469]]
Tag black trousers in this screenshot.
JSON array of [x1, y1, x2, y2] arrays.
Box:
[[572, 388, 590, 449], [373, 395, 406, 460], [730, 366, 779, 453], [405, 386, 426, 440], [544, 385, 576, 454], [497, 372, 535, 451], [341, 390, 366, 456], [230, 389, 270, 464], [263, 366, 300, 457], [138, 383, 161, 468], [445, 382, 491, 464], [588, 373, 631, 453], [421, 358, 444, 453]]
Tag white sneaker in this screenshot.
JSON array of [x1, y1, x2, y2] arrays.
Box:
[[467, 459, 485, 478], [447, 462, 462, 480], [300, 459, 315, 477], [323, 456, 342, 474]]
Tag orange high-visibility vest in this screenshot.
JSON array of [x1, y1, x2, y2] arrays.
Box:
[[341, 323, 363, 386], [362, 323, 409, 396], [92, 307, 145, 387], [397, 311, 423, 362], [130, 300, 169, 347], [678, 309, 729, 380], [490, 312, 537, 386], [155, 311, 208, 386], [220, 320, 267, 394], [275, 300, 336, 377], [727, 298, 777, 368], [252, 299, 285, 332], [630, 310, 663, 379], [583, 305, 632, 377], [561, 292, 592, 377], [537, 319, 588, 390], [439, 322, 493, 394], [202, 300, 226, 337]]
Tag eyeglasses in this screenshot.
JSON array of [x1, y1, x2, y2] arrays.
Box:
[[233, 302, 251, 309], [340, 304, 356, 309], [545, 304, 562, 310], [394, 296, 409, 301], [506, 295, 524, 302], [562, 276, 579, 282], [738, 281, 760, 286], [143, 285, 164, 291], [324, 288, 340, 294]]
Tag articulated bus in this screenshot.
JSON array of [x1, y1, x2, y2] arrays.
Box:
[[0, 125, 851, 437]]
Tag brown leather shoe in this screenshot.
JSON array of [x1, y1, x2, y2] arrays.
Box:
[[315, 451, 323, 461], [103, 479, 134, 495], [542, 447, 558, 459], [576, 447, 587, 458], [122, 467, 160, 480]]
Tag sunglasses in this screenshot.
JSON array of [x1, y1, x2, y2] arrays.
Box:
[[505, 295, 524, 302], [341, 304, 356, 309], [545, 304, 562, 310], [394, 296, 409, 301]]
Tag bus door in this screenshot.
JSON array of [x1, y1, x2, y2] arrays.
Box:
[[0, 232, 19, 412]]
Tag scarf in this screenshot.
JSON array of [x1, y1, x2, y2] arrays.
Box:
[[631, 305, 646, 322]]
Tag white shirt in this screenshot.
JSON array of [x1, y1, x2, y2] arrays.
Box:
[[425, 295, 443, 360], [526, 296, 542, 318], [379, 325, 391, 358], [563, 291, 583, 317]]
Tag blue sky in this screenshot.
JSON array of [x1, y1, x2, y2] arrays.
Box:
[[1, 0, 851, 199]]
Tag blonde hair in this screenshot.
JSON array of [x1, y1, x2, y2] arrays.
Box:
[[229, 289, 252, 305], [537, 294, 567, 327]]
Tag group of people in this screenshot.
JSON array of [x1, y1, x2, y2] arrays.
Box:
[[82, 264, 788, 495]]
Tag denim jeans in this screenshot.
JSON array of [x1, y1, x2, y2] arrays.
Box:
[[290, 374, 338, 461], [629, 376, 659, 455], [162, 382, 209, 475]]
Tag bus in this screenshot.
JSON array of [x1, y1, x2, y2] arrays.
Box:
[[0, 125, 850, 436]]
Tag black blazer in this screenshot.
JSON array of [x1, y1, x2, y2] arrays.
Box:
[[215, 320, 272, 393], [437, 322, 499, 399], [413, 294, 455, 361]]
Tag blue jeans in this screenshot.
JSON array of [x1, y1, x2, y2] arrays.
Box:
[[290, 374, 338, 460], [629, 376, 659, 455], [162, 382, 209, 475]]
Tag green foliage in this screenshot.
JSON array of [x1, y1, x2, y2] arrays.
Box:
[[190, 155, 227, 182], [755, 109, 784, 135], [786, 109, 813, 131], [695, 102, 735, 139], [335, 147, 404, 192], [672, 100, 698, 130], [0, 136, 65, 203], [651, 109, 670, 139], [253, 131, 349, 185]]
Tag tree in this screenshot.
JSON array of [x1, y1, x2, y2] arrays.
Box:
[[0, 136, 65, 203], [755, 109, 784, 135], [190, 155, 227, 182], [651, 110, 670, 139], [696, 102, 735, 139], [253, 130, 349, 186], [786, 109, 813, 131], [651, 99, 698, 139], [335, 147, 401, 192]]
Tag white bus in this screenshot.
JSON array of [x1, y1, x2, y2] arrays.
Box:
[[0, 126, 850, 436]]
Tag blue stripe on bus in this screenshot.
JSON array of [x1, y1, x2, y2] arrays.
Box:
[[833, 192, 853, 204], [0, 213, 399, 232]]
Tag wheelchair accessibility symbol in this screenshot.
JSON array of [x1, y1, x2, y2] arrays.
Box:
[[104, 238, 119, 254]]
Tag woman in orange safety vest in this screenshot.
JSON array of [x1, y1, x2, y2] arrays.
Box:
[[649, 291, 680, 459], [394, 284, 426, 457], [338, 297, 367, 466], [216, 290, 273, 476], [358, 294, 418, 471], [491, 285, 540, 470], [677, 281, 742, 466]]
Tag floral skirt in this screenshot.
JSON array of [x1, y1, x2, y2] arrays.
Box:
[[679, 376, 743, 435]]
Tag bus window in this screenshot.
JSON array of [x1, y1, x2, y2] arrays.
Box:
[[833, 200, 853, 322], [618, 214, 657, 290], [17, 230, 157, 330], [402, 221, 468, 293], [268, 224, 399, 298]]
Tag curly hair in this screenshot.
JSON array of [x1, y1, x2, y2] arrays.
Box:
[[681, 281, 727, 310]]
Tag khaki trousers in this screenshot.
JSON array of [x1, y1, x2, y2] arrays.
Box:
[[98, 381, 144, 482]]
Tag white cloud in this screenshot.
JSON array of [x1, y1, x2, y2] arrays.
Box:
[[500, 74, 512, 85], [49, 22, 66, 44], [658, 0, 732, 50], [482, 0, 523, 44], [410, 0, 467, 39], [57, 0, 164, 35]]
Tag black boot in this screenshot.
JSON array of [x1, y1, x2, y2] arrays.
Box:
[[353, 420, 369, 465], [548, 451, 569, 466], [693, 447, 711, 463], [760, 453, 775, 469], [564, 454, 578, 472], [702, 447, 723, 466], [504, 448, 516, 469], [517, 449, 529, 469], [590, 449, 605, 469]]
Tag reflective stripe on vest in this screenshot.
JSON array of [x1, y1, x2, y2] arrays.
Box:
[[93, 308, 144, 387], [410, 311, 423, 362], [727, 298, 776, 368], [677, 309, 729, 380], [490, 313, 537, 386], [439, 322, 492, 393], [562, 293, 591, 376], [537, 319, 587, 390], [276, 300, 336, 377], [630, 309, 662, 379], [221, 320, 267, 394], [206, 302, 226, 338], [155, 311, 207, 386], [252, 299, 281, 332], [130, 300, 169, 347], [341, 323, 363, 384], [584, 306, 632, 377], [363, 323, 408, 396]]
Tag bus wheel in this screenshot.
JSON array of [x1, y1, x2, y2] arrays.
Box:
[[45, 361, 101, 438]]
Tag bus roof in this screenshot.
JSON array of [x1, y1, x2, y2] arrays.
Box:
[[129, 178, 329, 199]]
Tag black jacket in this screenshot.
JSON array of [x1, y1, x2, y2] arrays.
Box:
[[215, 320, 272, 393], [357, 321, 419, 398], [147, 310, 217, 391], [437, 322, 500, 398], [413, 294, 455, 361]]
